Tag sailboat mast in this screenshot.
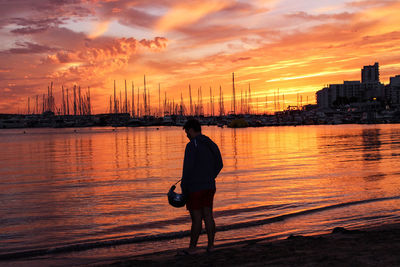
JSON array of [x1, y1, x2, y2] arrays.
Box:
[[232, 72, 236, 114]]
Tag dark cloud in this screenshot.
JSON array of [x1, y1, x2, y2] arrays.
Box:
[[0, 0, 164, 35], [0, 0, 92, 18], [219, 2, 269, 15], [285, 11, 355, 21], [55, 51, 73, 63], [8, 42, 58, 54], [10, 17, 64, 34], [116, 8, 158, 29], [32, 26, 88, 50], [49, 0, 81, 4], [12, 27, 49, 34], [232, 57, 251, 63], [32, 0, 91, 16]]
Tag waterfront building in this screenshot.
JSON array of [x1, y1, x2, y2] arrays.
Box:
[[317, 63, 385, 109], [386, 75, 400, 106]]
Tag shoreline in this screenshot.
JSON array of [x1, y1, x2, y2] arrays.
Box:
[[1, 111, 400, 129], [95, 223, 400, 266]]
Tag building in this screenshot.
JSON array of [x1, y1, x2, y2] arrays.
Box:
[[362, 62, 380, 84], [390, 75, 400, 86], [386, 75, 400, 106], [316, 63, 384, 109]]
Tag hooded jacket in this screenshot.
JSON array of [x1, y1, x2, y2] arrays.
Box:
[[181, 134, 223, 194]]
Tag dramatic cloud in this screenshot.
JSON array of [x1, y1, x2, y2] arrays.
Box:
[[44, 36, 168, 81], [44, 36, 167, 64]]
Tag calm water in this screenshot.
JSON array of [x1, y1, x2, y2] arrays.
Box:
[[1, 125, 400, 265]]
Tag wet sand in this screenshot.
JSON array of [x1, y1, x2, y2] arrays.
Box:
[[97, 223, 400, 267]]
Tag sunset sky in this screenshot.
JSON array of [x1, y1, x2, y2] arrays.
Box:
[[1, 0, 400, 114]]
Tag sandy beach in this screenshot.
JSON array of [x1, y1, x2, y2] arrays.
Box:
[[97, 223, 400, 267]]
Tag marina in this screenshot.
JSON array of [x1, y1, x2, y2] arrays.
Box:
[[1, 106, 400, 129], [3, 62, 400, 129]]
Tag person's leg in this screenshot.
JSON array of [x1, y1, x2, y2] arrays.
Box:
[[202, 206, 215, 250], [189, 209, 203, 249]]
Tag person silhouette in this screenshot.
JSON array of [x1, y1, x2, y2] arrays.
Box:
[[180, 119, 223, 254]]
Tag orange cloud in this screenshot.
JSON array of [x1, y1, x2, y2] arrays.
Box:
[[156, 1, 229, 32], [354, 1, 400, 35], [88, 20, 110, 39]]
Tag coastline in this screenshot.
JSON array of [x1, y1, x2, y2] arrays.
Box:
[[1, 110, 400, 129], [95, 223, 400, 267]]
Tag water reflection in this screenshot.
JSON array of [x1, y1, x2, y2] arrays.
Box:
[[114, 131, 121, 171], [364, 172, 386, 182], [390, 128, 400, 157], [2, 125, 400, 258], [232, 129, 238, 171], [362, 128, 381, 161]]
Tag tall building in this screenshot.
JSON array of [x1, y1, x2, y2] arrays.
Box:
[[361, 62, 379, 84]]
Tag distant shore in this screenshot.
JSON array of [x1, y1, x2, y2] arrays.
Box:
[[97, 223, 400, 266], [1, 109, 400, 129]]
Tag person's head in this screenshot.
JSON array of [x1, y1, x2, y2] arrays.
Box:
[[183, 119, 201, 140]]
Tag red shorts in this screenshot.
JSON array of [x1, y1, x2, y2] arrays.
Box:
[[186, 189, 216, 210]]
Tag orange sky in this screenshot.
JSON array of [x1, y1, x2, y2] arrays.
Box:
[[1, 0, 400, 114]]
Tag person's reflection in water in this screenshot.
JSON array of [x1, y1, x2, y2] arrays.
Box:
[[362, 129, 381, 161]]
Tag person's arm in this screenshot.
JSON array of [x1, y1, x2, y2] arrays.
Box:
[[181, 142, 195, 195], [211, 142, 223, 178]]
